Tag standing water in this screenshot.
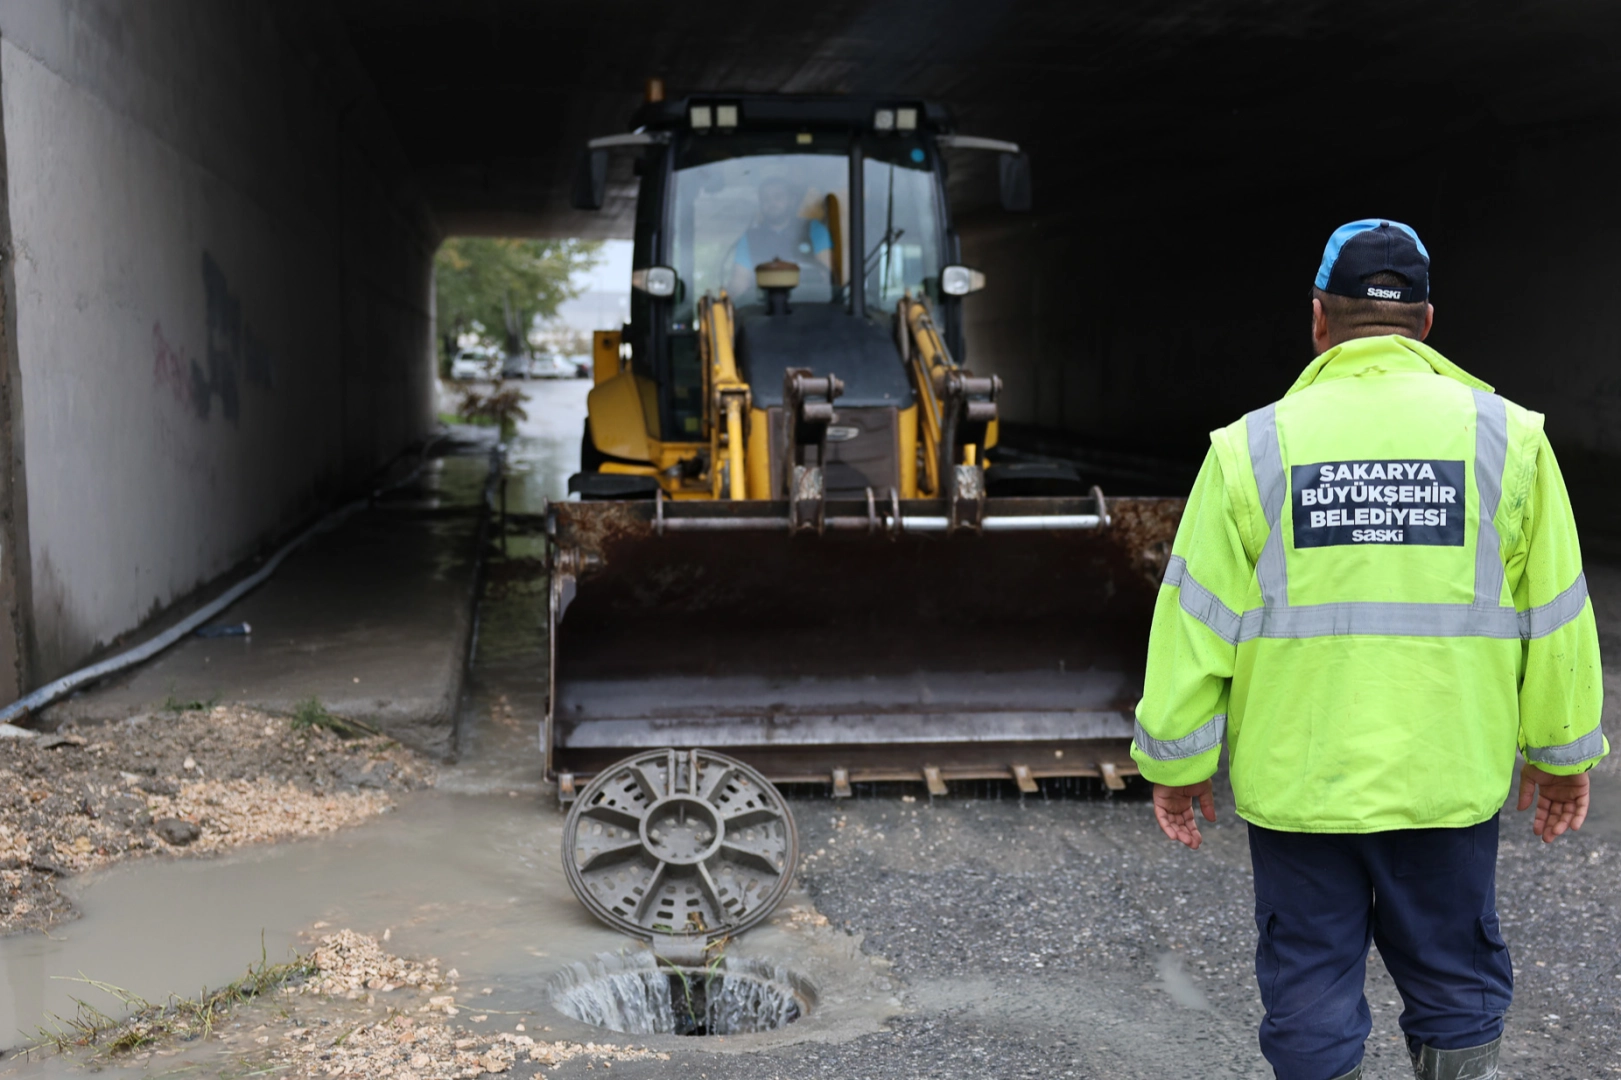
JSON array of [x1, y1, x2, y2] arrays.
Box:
[[0, 380, 612, 1045], [0, 379, 893, 1072]]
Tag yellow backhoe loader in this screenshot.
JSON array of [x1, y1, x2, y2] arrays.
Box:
[[547, 91, 1182, 802]]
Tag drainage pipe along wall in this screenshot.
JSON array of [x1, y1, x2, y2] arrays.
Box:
[[0, 0, 440, 695]]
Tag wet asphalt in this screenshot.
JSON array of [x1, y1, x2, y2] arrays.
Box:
[[540, 765, 1599, 1080], [497, 377, 1621, 1080]]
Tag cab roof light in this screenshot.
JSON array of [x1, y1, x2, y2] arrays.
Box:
[[715, 102, 740, 129], [896, 106, 919, 131], [689, 103, 713, 130]]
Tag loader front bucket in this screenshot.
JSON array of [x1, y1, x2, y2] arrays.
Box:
[[543, 495, 1183, 796]]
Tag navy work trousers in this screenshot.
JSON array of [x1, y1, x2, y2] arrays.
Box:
[[1248, 817, 1512, 1080]]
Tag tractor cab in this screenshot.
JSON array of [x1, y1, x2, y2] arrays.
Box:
[[571, 94, 1031, 501]]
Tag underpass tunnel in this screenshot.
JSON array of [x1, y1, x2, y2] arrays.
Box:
[[0, 0, 1617, 700], [342, 0, 1621, 504]]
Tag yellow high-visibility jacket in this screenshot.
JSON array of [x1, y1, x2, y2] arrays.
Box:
[[1131, 335, 1606, 832]]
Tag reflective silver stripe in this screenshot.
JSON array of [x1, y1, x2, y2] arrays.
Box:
[[1519, 572, 1590, 639], [1215, 391, 1556, 642], [1169, 555, 1524, 640], [1257, 529, 1289, 610], [1238, 601, 1521, 641], [1246, 403, 1289, 607], [1246, 403, 1287, 525], [1134, 714, 1226, 761], [1472, 390, 1509, 610], [1525, 726, 1605, 767], [1164, 555, 1244, 644]]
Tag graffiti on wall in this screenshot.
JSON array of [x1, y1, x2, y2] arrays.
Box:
[[152, 252, 274, 423], [151, 322, 194, 412]]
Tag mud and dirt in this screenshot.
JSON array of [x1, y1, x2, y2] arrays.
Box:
[[0, 706, 432, 934], [16, 928, 670, 1078], [0, 381, 1612, 1080]]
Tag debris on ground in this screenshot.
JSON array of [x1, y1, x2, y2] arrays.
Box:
[[0, 705, 433, 934], [776, 904, 831, 930], [275, 1011, 669, 1078], [275, 932, 669, 1077], [28, 928, 668, 1078], [302, 928, 450, 998]]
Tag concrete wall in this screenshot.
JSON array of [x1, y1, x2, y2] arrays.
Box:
[[0, 1, 439, 689], [959, 117, 1621, 536]]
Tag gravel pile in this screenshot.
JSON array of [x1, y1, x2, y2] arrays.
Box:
[[304, 928, 451, 998], [275, 1016, 666, 1078], [0, 705, 433, 933], [27, 928, 668, 1079], [265, 931, 669, 1079]]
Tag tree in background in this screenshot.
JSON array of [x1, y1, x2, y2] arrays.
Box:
[[435, 238, 601, 363]]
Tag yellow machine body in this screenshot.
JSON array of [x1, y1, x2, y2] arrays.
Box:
[[550, 94, 1182, 798]]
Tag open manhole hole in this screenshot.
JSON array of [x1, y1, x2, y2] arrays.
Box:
[[551, 953, 814, 1036]]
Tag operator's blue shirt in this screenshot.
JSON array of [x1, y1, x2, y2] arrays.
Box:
[[735, 220, 831, 267]]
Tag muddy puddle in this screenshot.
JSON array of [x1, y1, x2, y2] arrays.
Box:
[[0, 791, 604, 1045], [0, 381, 899, 1074]]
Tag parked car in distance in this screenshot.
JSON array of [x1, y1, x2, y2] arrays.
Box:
[[449, 349, 496, 380], [500, 352, 532, 380], [528, 353, 589, 379]]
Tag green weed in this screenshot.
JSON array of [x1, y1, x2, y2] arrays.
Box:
[[289, 697, 378, 739], [27, 938, 315, 1061], [437, 410, 495, 428], [161, 693, 218, 714]]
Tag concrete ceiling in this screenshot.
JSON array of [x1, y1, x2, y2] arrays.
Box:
[[335, 0, 1621, 239]]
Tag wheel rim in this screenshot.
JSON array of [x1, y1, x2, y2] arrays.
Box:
[[563, 749, 799, 941]]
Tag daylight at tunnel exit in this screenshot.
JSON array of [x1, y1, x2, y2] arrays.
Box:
[[0, 3, 1611, 1079]]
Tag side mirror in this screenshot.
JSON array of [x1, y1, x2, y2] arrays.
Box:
[[998, 152, 1032, 213], [571, 148, 609, 211], [940, 265, 987, 297]]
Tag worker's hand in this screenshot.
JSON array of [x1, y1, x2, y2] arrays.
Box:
[[1517, 763, 1591, 844], [1152, 780, 1216, 850]]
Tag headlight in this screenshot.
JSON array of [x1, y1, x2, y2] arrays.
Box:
[[715, 103, 739, 129], [896, 107, 919, 131], [873, 108, 895, 132], [631, 267, 678, 298], [940, 265, 987, 297], [689, 104, 713, 130]]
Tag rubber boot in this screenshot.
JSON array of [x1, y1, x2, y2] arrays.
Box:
[[1327, 1065, 1362, 1080], [1411, 1036, 1501, 1080]]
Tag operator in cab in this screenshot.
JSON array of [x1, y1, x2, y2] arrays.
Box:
[[727, 174, 832, 298], [1133, 220, 1604, 1080]]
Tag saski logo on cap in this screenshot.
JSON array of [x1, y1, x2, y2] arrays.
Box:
[[1315, 219, 1430, 303]]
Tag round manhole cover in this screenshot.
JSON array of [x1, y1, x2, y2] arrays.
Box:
[[562, 749, 798, 942]]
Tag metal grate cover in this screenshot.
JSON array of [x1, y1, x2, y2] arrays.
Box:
[[562, 749, 799, 944]]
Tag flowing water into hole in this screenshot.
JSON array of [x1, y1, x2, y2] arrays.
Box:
[[550, 951, 812, 1036]]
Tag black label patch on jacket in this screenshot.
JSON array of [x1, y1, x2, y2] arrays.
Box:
[[1290, 460, 1466, 547]]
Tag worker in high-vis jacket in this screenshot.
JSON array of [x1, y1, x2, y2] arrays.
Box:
[[1132, 219, 1605, 1080]]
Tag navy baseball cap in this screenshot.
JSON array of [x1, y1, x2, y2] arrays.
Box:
[[1314, 219, 1430, 303]]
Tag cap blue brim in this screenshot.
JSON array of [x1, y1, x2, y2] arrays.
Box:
[[1315, 219, 1430, 290]]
